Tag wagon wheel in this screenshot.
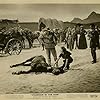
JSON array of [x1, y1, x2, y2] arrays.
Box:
[[5, 39, 22, 55]]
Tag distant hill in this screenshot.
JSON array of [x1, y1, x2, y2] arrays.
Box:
[[71, 18, 82, 23], [1, 11, 100, 32], [0, 20, 38, 32], [38, 18, 64, 30], [71, 11, 100, 24], [19, 22, 38, 32], [63, 21, 75, 29], [83, 11, 100, 24]]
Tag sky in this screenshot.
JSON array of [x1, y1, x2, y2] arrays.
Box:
[[0, 4, 100, 22]]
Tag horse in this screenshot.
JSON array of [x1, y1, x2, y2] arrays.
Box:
[[10, 55, 62, 75], [22, 29, 40, 48]]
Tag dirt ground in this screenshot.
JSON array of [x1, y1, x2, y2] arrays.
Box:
[[0, 43, 100, 94]]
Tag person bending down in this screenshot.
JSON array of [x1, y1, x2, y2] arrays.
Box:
[[55, 46, 73, 71]]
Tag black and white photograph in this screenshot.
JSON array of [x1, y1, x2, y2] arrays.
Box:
[[0, 2, 100, 98]]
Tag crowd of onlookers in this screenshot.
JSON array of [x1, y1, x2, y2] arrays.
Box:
[[64, 24, 100, 51], [38, 24, 100, 51], [1, 23, 100, 66], [10, 23, 100, 75], [66, 25, 99, 49], [38, 23, 100, 69]]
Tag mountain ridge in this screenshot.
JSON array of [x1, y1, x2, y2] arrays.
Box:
[[71, 11, 100, 24]]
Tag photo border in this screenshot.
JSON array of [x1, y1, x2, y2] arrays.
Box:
[[0, 0, 100, 100]]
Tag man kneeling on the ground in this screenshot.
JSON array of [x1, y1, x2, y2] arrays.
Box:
[[54, 46, 73, 72]]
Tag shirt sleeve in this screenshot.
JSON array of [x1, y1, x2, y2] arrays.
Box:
[[38, 34, 44, 44], [66, 51, 71, 56], [59, 53, 63, 57]]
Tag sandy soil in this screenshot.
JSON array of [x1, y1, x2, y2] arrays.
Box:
[[0, 43, 100, 94]]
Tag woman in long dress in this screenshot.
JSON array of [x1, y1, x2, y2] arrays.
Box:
[[79, 26, 87, 49]]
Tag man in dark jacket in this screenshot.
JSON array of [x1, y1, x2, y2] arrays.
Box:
[[88, 24, 99, 64], [95, 25, 100, 49]]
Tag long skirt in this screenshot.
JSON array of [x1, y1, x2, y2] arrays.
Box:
[[79, 35, 87, 49]]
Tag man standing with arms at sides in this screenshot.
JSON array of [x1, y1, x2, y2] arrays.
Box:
[[88, 24, 99, 64], [39, 27, 58, 67]]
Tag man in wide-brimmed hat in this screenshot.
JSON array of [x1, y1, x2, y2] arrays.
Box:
[[39, 27, 58, 67]]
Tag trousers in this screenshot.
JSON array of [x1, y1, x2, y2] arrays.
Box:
[[45, 48, 58, 67], [91, 47, 96, 62]]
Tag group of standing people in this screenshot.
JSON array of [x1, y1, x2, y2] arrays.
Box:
[[39, 23, 100, 69], [65, 24, 100, 64], [65, 25, 87, 51]]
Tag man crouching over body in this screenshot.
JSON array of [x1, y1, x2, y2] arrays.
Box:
[[10, 55, 62, 75]]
